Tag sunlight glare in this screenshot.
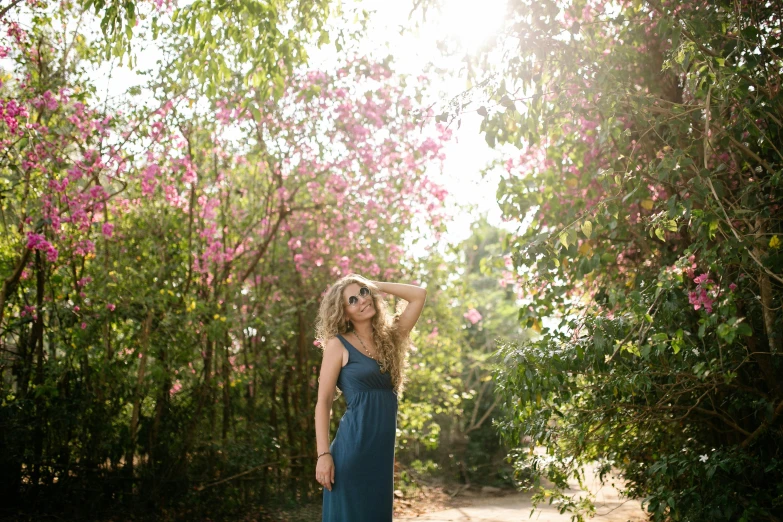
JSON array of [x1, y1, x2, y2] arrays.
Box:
[[436, 0, 508, 52]]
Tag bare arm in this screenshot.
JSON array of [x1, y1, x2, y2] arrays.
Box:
[[373, 280, 427, 337], [315, 337, 343, 456]]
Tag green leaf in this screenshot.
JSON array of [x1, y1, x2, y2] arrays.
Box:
[[272, 74, 286, 98], [249, 104, 262, 121], [567, 228, 578, 249], [581, 220, 592, 238], [737, 323, 753, 337]]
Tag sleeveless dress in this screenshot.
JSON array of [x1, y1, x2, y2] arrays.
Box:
[[322, 333, 399, 522]]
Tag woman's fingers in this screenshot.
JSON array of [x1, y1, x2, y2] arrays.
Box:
[[316, 474, 332, 490], [315, 463, 334, 490]]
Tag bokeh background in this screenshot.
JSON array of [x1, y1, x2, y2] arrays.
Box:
[[1, 0, 781, 520]]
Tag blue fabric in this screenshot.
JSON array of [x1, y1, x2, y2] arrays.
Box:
[[322, 333, 398, 522]]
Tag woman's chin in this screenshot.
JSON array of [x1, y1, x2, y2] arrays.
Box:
[[349, 308, 375, 323]]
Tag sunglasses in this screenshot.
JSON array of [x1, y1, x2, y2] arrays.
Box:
[[346, 286, 371, 307]]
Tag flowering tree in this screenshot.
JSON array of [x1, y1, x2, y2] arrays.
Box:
[[430, 0, 783, 519], [0, 1, 452, 515]]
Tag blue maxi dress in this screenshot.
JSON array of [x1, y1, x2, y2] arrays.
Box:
[[322, 333, 399, 522]]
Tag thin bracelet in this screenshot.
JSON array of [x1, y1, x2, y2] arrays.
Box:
[[317, 451, 331, 459]]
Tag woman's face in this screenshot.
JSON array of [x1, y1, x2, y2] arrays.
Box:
[[342, 282, 376, 324]]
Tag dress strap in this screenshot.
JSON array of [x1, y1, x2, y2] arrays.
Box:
[[337, 333, 354, 351], [337, 333, 375, 362]]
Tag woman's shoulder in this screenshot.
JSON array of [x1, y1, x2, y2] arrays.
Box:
[[322, 335, 345, 351]]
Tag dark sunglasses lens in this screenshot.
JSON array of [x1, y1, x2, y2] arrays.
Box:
[[349, 296, 357, 305], [360, 287, 369, 297]]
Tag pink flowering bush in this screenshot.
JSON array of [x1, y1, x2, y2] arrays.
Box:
[[457, 0, 783, 519], [0, 0, 452, 516]]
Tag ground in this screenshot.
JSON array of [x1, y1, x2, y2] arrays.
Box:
[[270, 464, 648, 522]]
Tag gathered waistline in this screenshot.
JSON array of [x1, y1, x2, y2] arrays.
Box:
[[346, 388, 398, 395]]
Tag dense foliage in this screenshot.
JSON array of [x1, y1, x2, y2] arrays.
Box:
[[0, 1, 464, 518], [440, 0, 783, 520], [8, 0, 781, 519], [396, 219, 529, 493]]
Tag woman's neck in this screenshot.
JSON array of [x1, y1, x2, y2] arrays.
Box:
[[351, 322, 373, 340]]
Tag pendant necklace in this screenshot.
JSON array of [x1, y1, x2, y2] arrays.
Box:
[[353, 332, 375, 360]]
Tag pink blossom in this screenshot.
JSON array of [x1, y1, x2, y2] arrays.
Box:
[[25, 232, 59, 262], [22, 305, 37, 320], [680, 255, 697, 278], [463, 308, 483, 325], [170, 380, 183, 396], [688, 288, 714, 314], [73, 239, 95, 256]]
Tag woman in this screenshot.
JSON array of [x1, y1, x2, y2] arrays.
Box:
[[314, 274, 426, 522]]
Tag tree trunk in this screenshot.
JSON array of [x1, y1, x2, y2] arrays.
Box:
[[281, 352, 296, 494], [31, 250, 46, 495], [244, 330, 255, 430], [752, 219, 782, 399], [150, 343, 170, 479], [205, 336, 216, 477], [0, 247, 31, 328], [125, 309, 154, 481], [297, 307, 314, 499], [222, 337, 231, 441], [266, 340, 281, 496]]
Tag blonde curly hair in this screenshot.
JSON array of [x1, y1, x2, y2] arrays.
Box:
[[315, 274, 410, 398]]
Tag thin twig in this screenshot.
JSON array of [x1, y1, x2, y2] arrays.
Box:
[[193, 454, 311, 492]]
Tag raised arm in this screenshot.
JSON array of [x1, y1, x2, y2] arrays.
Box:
[[372, 281, 427, 337]]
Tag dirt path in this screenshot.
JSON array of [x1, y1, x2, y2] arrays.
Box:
[[395, 465, 648, 522]]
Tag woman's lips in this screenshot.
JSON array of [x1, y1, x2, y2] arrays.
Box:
[[361, 303, 372, 312]]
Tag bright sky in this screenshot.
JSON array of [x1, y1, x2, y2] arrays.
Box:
[[308, 0, 518, 255], [378, 0, 509, 235], [85, 0, 519, 256]]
